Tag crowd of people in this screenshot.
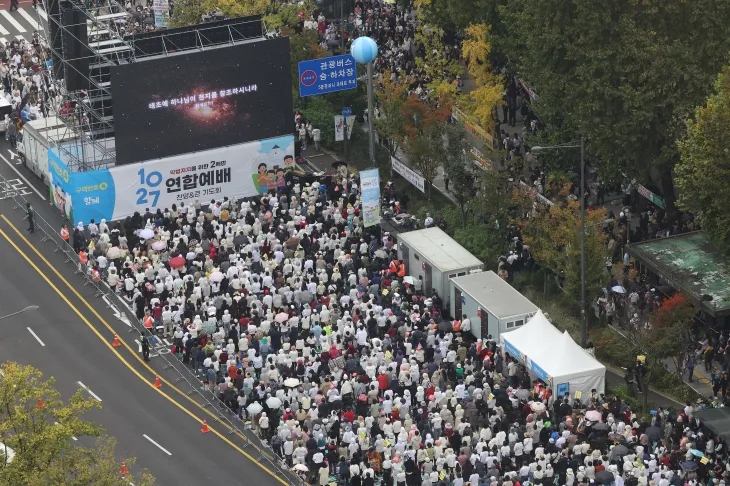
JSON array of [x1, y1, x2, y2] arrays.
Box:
[[58, 161, 729, 486], [0, 33, 52, 133], [28, 2, 723, 486]]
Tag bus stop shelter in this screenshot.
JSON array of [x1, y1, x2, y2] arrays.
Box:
[[627, 232, 730, 320]]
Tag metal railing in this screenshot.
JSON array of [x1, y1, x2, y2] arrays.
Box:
[[0, 176, 305, 486]]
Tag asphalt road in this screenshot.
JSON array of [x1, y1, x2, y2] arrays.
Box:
[[0, 139, 290, 486], [0, 217, 287, 484]]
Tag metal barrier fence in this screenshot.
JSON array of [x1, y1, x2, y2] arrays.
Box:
[[0, 176, 306, 486]]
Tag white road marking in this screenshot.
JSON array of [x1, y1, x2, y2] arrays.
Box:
[[102, 295, 131, 326], [26, 327, 45, 346], [77, 381, 102, 402], [36, 7, 48, 21], [0, 11, 26, 32], [18, 8, 41, 30], [0, 37, 6, 44], [162, 338, 171, 346], [0, 24, 8, 36], [54, 421, 78, 440], [14, 35, 23, 41], [142, 434, 172, 455], [0, 153, 47, 200]]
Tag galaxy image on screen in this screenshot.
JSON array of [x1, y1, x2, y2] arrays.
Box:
[[111, 36, 293, 165]]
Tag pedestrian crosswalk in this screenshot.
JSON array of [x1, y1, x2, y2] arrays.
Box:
[[0, 7, 47, 44]]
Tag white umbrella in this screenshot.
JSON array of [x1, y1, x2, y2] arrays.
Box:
[[403, 276, 415, 285], [585, 410, 602, 422], [246, 402, 263, 415], [293, 464, 308, 472], [611, 285, 626, 294], [151, 240, 166, 251], [139, 228, 154, 240], [284, 378, 301, 388], [266, 396, 283, 409], [275, 312, 290, 323], [530, 401, 546, 413], [374, 249, 388, 259], [209, 271, 224, 283]]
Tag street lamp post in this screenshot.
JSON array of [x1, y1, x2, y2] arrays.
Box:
[[532, 137, 587, 348], [0, 305, 39, 321], [350, 36, 378, 165]]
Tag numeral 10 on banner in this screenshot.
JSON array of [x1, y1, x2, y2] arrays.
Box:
[[137, 168, 163, 207]]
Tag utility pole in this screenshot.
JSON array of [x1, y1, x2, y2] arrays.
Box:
[[580, 135, 587, 348]]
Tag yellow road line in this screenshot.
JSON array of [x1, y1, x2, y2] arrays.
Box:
[[0, 217, 286, 485], [0, 214, 263, 446]]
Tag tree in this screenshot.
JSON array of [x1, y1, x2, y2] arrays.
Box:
[[442, 125, 474, 226], [374, 74, 409, 158], [0, 363, 154, 486], [500, 0, 730, 207], [644, 293, 694, 377], [400, 95, 452, 138], [414, 25, 462, 81], [399, 94, 452, 200], [676, 64, 730, 255], [170, 0, 271, 28], [402, 124, 445, 201], [414, 0, 507, 35], [514, 193, 607, 305], [287, 28, 328, 92], [459, 24, 503, 134]]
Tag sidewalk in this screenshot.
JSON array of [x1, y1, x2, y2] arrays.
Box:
[[663, 356, 716, 399], [299, 146, 339, 173]]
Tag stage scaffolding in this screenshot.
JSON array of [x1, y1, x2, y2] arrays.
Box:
[[38, 3, 267, 171]]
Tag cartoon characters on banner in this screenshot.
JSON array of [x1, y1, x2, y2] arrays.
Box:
[[251, 138, 296, 194]]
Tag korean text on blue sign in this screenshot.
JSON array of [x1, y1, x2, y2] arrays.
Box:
[[298, 54, 358, 97]]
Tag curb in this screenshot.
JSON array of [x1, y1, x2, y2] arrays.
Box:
[[603, 363, 683, 407]]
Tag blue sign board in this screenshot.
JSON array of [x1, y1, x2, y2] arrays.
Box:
[[298, 54, 358, 97], [502, 339, 521, 361], [342, 106, 352, 116], [556, 382, 569, 398], [530, 361, 550, 384]]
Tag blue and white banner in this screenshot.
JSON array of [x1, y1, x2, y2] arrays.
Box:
[[49, 135, 295, 224], [152, 0, 169, 28], [359, 168, 381, 228], [502, 339, 521, 361]]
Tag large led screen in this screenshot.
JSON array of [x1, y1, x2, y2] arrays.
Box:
[[111, 36, 293, 165]]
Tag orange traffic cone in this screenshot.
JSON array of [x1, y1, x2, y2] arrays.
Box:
[[112, 334, 121, 347], [37, 398, 45, 409], [153, 375, 162, 388], [200, 419, 210, 434], [120, 461, 129, 476]]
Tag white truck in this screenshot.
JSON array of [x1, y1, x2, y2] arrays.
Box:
[[18, 117, 76, 184]]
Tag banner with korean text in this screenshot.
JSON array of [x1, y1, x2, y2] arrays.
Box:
[[48, 135, 295, 224], [390, 156, 425, 193], [359, 168, 381, 228]]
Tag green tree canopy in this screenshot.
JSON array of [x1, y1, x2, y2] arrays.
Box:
[[442, 124, 474, 225], [500, 0, 730, 204], [0, 363, 153, 486], [676, 64, 730, 255]]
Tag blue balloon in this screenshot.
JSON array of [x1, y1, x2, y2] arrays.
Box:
[[350, 37, 378, 64]]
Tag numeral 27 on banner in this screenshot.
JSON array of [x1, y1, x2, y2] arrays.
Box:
[[137, 168, 162, 207]]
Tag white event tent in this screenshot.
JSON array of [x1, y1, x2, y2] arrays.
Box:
[[499, 310, 605, 401]]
